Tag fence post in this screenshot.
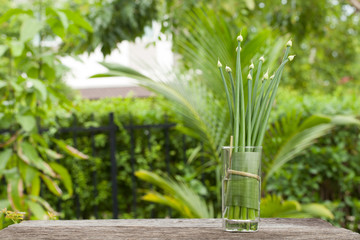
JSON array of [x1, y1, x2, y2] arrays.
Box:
[[91, 114, 99, 219], [108, 112, 119, 219], [146, 129, 155, 218], [129, 115, 137, 218], [72, 114, 81, 219]]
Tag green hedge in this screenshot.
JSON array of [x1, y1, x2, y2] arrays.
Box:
[[44, 96, 203, 219], [267, 126, 360, 231], [267, 86, 360, 232]]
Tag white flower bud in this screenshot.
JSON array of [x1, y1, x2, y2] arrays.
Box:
[[270, 74, 275, 80], [225, 66, 232, 72], [249, 62, 254, 69], [263, 71, 269, 80], [236, 46, 242, 52], [247, 73, 252, 80], [286, 39, 292, 47], [217, 60, 222, 67], [259, 56, 265, 62], [237, 34, 243, 42], [288, 55, 295, 61]]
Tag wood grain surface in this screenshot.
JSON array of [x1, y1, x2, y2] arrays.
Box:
[[0, 218, 359, 240]]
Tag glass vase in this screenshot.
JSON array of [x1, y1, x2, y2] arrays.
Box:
[[221, 146, 262, 232]]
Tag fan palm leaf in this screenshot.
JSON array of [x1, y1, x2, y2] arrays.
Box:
[[135, 170, 213, 218], [92, 7, 285, 162], [261, 195, 334, 219], [263, 113, 360, 188]]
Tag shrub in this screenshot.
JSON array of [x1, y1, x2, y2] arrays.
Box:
[[43, 96, 202, 219], [267, 86, 360, 232]]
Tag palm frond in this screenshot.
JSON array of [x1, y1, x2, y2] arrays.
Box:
[[91, 7, 286, 162], [266, 123, 333, 180], [264, 113, 360, 184], [177, 7, 286, 97], [93, 62, 227, 160], [261, 195, 334, 219], [135, 170, 213, 218]]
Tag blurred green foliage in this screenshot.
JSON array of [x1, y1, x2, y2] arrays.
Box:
[[62, 0, 160, 56], [267, 87, 360, 232], [268, 127, 360, 231], [4, 0, 358, 91], [160, 0, 360, 91], [0, 0, 93, 225], [42, 96, 206, 219], [248, 1, 360, 90]]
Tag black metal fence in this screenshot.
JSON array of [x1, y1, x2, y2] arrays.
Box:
[[1, 112, 191, 219], [56, 113, 121, 219]]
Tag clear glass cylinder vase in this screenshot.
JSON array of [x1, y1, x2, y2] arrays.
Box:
[[222, 146, 262, 232]]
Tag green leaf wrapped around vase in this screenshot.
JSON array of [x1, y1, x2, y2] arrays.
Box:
[[222, 147, 261, 231], [218, 36, 294, 232]]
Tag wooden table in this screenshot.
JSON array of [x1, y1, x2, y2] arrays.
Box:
[[0, 218, 359, 239]]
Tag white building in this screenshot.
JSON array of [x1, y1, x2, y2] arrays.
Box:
[[61, 23, 174, 99]]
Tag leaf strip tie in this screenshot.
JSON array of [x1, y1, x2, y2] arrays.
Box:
[[227, 169, 260, 181]]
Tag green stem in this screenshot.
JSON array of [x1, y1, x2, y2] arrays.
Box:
[[228, 72, 236, 108], [251, 60, 263, 111], [246, 76, 252, 146], [252, 47, 290, 145], [229, 206, 234, 219], [251, 78, 266, 145], [241, 207, 247, 219], [234, 206, 240, 219], [255, 59, 290, 146], [248, 208, 256, 220], [234, 41, 242, 150], [219, 67, 233, 129], [238, 53, 245, 149], [251, 76, 275, 145]]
